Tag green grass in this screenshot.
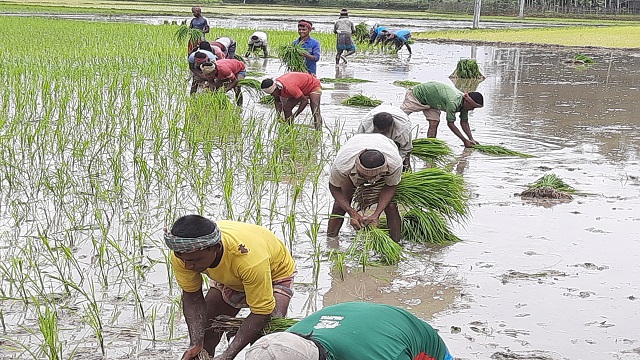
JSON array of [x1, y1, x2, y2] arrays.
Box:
[[415, 26, 640, 49]]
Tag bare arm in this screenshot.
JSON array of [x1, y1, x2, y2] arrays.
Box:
[[273, 95, 283, 114], [329, 183, 360, 219], [293, 96, 309, 118], [447, 121, 474, 148], [224, 78, 239, 92], [366, 185, 397, 224], [460, 120, 478, 145], [216, 313, 270, 360], [180, 290, 207, 360]]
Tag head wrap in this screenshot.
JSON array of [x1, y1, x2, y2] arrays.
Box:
[[340, 8, 349, 16], [245, 332, 319, 360], [164, 225, 221, 253], [355, 150, 387, 177], [465, 92, 484, 107], [298, 20, 313, 30], [262, 80, 281, 95], [200, 62, 216, 75]]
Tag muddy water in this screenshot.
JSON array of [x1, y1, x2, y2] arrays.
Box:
[[244, 42, 640, 359]]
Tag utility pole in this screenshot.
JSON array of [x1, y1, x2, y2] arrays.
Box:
[[519, 0, 526, 17], [472, 0, 482, 29]]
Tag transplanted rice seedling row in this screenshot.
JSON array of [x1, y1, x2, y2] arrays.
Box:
[[0, 16, 333, 359]]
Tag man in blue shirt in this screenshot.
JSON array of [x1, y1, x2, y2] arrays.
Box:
[[293, 19, 321, 76], [383, 29, 412, 55], [189, 7, 210, 35], [369, 23, 388, 45]]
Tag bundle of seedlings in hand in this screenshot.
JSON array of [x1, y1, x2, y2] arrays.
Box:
[[472, 144, 534, 158], [401, 208, 460, 245], [450, 59, 484, 79], [520, 173, 575, 199], [411, 138, 453, 166], [174, 25, 203, 44], [278, 43, 308, 73], [354, 22, 369, 43], [237, 78, 262, 90], [393, 80, 421, 88], [349, 226, 403, 266], [353, 168, 469, 222], [320, 78, 372, 83], [259, 95, 275, 104], [208, 315, 299, 336], [341, 94, 382, 107]]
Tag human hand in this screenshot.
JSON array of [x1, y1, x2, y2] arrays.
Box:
[[362, 215, 380, 228], [463, 140, 475, 148], [349, 213, 365, 230], [181, 345, 204, 360]]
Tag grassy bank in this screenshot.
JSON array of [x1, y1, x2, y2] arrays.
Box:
[[414, 25, 640, 49]]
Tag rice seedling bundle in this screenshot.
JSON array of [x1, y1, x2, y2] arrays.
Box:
[[526, 174, 575, 192], [393, 80, 421, 88], [573, 53, 594, 63], [411, 138, 453, 166], [401, 208, 460, 244], [174, 25, 203, 44], [450, 59, 484, 79], [320, 78, 372, 83], [208, 315, 299, 335], [246, 70, 265, 77], [353, 168, 469, 222], [234, 54, 246, 63], [354, 22, 369, 43], [259, 95, 275, 104], [278, 43, 308, 73], [451, 77, 483, 92], [341, 94, 382, 107], [350, 226, 403, 266], [472, 144, 534, 158], [237, 78, 262, 90]]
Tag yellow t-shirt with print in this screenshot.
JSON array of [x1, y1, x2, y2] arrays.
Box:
[[171, 220, 295, 315]]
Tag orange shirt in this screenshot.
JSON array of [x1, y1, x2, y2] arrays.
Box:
[[277, 72, 321, 99], [215, 59, 246, 81]]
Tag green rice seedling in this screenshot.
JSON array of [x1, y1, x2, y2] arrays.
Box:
[[472, 144, 535, 158], [320, 78, 372, 83], [174, 25, 203, 44], [237, 78, 262, 90], [341, 94, 382, 107], [354, 22, 369, 43], [450, 59, 484, 79], [329, 249, 347, 281], [402, 208, 461, 244], [526, 173, 575, 193], [233, 54, 246, 63], [411, 138, 453, 166], [32, 300, 63, 360], [278, 43, 308, 73], [245, 70, 265, 77], [520, 174, 575, 199], [573, 53, 595, 63], [259, 95, 275, 104], [361, 226, 403, 265], [208, 315, 299, 335], [393, 80, 421, 88]]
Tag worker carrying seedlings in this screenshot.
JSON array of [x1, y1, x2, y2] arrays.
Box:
[[245, 301, 455, 360], [334, 8, 356, 65], [211, 36, 238, 59], [293, 19, 321, 76], [261, 72, 323, 130], [357, 104, 413, 171], [400, 81, 484, 148], [164, 215, 296, 360], [327, 133, 403, 242], [188, 7, 210, 53], [200, 59, 246, 106], [382, 28, 413, 55], [245, 31, 269, 58]]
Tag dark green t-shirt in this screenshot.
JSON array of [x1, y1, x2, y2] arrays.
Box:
[[412, 81, 467, 123], [286, 302, 449, 360]]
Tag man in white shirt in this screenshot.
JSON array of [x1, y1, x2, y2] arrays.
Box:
[[358, 104, 413, 171], [327, 133, 403, 242], [245, 31, 269, 58]]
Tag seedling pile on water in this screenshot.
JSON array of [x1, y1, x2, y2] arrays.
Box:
[[450, 59, 484, 79], [473, 144, 535, 158], [520, 173, 575, 199], [341, 94, 382, 107], [320, 77, 372, 83], [393, 80, 421, 88], [573, 53, 595, 63]]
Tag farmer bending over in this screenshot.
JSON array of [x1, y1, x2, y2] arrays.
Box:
[[261, 72, 323, 130], [358, 104, 413, 171], [211, 36, 238, 59], [245, 301, 455, 360], [293, 19, 321, 75], [327, 133, 403, 242], [245, 31, 269, 58], [368, 23, 388, 46], [401, 81, 484, 148], [189, 51, 215, 95], [382, 29, 412, 55], [200, 59, 246, 106], [165, 215, 296, 360], [334, 8, 356, 65]]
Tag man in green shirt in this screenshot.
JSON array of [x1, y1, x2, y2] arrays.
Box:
[[401, 81, 484, 148], [245, 301, 454, 360]]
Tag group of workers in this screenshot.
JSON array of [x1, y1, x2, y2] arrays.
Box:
[[171, 9, 486, 359]]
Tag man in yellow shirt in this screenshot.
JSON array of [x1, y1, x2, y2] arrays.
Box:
[[165, 215, 296, 360]]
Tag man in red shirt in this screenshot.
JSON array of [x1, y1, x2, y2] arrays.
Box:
[[201, 59, 246, 106], [260, 72, 323, 130]]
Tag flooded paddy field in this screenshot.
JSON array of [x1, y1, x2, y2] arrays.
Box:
[[1, 16, 639, 360]]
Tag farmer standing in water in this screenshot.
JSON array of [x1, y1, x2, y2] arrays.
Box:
[[334, 8, 356, 65], [293, 19, 321, 76], [187, 7, 210, 53]]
